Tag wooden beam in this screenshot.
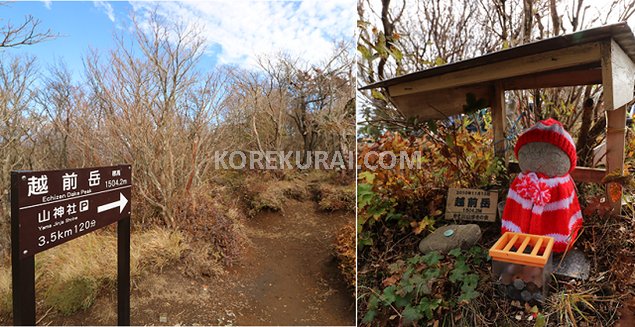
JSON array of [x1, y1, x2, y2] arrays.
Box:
[[388, 42, 602, 97], [491, 81, 507, 162], [508, 162, 606, 183], [571, 167, 609, 184], [502, 67, 602, 90], [601, 39, 635, 209], [391, 84, 492, 121]]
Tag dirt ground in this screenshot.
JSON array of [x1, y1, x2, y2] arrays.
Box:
[[2, 199, 355, 326]]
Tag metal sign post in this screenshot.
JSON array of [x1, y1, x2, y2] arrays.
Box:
[[10, 165, 132, 325]]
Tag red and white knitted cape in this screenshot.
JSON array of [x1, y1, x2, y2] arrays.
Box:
[[501, 172, 582, 253]]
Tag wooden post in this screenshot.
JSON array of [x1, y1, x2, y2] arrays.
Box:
[[11, 172, 36, 326], [492, 81, 508, 163], [601, 39, 635, 211]]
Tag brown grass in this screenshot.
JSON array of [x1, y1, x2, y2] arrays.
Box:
[[0, 268, 10, 315], [0, 227, 188, 316]]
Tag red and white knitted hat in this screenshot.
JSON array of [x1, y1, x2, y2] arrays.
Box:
[[514, 118, 577, 173]]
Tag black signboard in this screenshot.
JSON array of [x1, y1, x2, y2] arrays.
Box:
[[15, 165, 131, 257], [11, 165, 131, 325]]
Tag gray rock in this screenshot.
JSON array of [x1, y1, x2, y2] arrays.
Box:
[[554, 248, 591, 280], [513, 278, 526, 290], [418, 224, 482, 254], [521, 290, 532, 302]]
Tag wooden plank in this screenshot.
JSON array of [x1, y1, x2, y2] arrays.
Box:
[[572, 166, 609, 184], [592, 141, 606, 167], [507, 162, 606, 183], [391, 84, 492, 121], [601, 38, 635, 209], [388, 42, 602, 97], [492, 82, 508, 161], [531, 238, 544, 256], [502, 67, 602, 90]]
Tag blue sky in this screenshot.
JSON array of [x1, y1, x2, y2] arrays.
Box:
[[1, 1, 355, 81], [2, 1, 132, 78]]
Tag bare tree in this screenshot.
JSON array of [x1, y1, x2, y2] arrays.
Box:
[[0, 55, 42, 249], [0, 3, 56, 48], [84, 12, 229, 227]]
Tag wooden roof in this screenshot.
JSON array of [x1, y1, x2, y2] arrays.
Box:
[[360, 22, 635, 122], [361, 22, 635, 91]]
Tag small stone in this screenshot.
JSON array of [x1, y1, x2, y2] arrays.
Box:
[[418, 224, 482, 254], [521, 290, 532, 302], [159, 314, 168, 323], [513, 278, 526, 290]]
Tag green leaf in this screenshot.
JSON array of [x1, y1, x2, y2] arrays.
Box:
[[461, 273, 479, 291], [418, 297, 441, 320], [357, 44, 372, 60], [407, 255, 422, 265], [434, 56, 446, 66], [389, 46, 404, 62], [382, 285, 397, 305], [458, 289, 480, 302], [448, 248, 462, 257], [449, 261, 469, 283], [357, 233, 373, 247], [357, 182, 374, 210], [371, 89, 386, 101], [358, 171, 375, 184], [362, 309, 377, 324], [422, 251, 442, 265], [534, 313, 546, 327], [368, 294, 380, 309], [395, 294, 411, 308], [445, 134, 455, 149], [402, 305, 423, 323], [423, 268, 440, 279]]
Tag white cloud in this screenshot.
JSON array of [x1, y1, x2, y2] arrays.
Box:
[[129, 0, 355, 68], [42, 0, 52, 9], [94, 1, 115, 22]]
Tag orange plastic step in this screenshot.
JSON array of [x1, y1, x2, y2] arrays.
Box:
[[489, 232, 554, 267]]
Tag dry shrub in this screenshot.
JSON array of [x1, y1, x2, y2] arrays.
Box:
[[279, 180, 309, 201], [335, 223, 356, 290], [176, 186, 247, 270], [133, 228, 189, 272], [0, 227, 187, 316], [313, 183, 355, 211], [243, 175, 310, 216], [251, 186, 284, 213]]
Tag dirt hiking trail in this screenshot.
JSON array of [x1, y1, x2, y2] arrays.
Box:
[[28, 198, 355, 326]]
